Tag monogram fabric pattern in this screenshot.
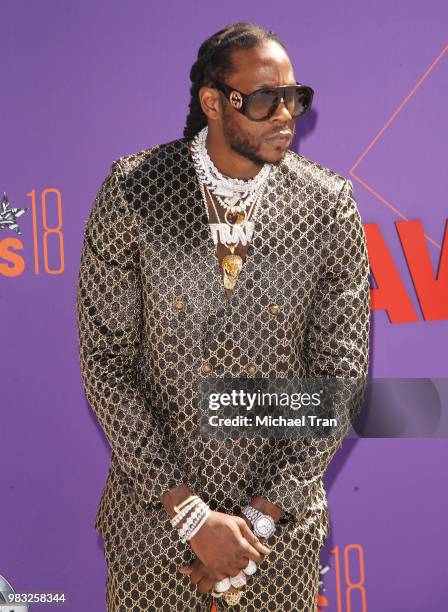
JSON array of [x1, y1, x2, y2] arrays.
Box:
[[76, 137, 370, 610]]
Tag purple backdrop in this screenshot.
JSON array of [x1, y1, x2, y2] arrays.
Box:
[[1, 1, 447, 610]]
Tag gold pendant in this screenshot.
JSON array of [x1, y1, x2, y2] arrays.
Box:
[[225, 207, 246, 226], [224, 589, 244, 605], [221, 253, 243, 290]]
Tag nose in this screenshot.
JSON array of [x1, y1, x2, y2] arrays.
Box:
[[271, 96, 293, 121]]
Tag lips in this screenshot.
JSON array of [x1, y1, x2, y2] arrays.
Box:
[[265, 132, 292, 144]]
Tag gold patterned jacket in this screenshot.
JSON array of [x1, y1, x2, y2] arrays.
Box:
[[76, 136, 370, 559]]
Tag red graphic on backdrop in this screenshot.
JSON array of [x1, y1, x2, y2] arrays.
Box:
[[366, 220, 448, 321]]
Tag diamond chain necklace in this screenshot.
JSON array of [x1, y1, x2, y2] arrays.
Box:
[[190, 125, 272, 216], [189, 125, 272, 291]]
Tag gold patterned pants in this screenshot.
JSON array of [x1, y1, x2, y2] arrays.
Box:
[[103, 514, 324, 612]]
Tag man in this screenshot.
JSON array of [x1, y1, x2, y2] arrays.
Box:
[[76, 21, 370, 612]]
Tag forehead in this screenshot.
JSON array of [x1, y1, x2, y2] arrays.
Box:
[[228, 40, 296, 90]]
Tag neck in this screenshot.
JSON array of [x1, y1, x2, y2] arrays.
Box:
[[204, 128, 264, 180]]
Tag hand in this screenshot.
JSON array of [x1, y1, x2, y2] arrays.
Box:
[[185, 510, 270, 582], [179, 558, 248, 595]]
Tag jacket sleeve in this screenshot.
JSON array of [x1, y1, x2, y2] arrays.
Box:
[[256, 178, 371, 520], [76, 159, 188, 505]]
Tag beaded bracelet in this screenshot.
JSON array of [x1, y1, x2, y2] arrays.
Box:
[[178, 501, 209, 542], [184, 506, 211, 542], [180, 504, 210, 543], [178, 501, 207, 538], [171, 497, 202, 528]]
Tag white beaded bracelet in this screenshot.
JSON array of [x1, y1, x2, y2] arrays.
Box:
[[184, 506, 211, 542], [171, 497, 202, 528], [179, 502, 209, 542], [182, 508, 208, 542], [178, 502, 207, 538]]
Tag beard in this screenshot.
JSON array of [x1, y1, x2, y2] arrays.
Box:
[[221, 105, 290, 167]]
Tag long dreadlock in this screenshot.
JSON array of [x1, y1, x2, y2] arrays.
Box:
[[183, 22, 286, 141]]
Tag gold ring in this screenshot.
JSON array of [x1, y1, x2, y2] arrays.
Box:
[[224, 589, 244, 605]]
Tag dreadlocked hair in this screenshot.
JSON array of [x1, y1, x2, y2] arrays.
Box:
[[183, 22, 286, 140]]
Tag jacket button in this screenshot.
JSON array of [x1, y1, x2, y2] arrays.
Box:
[[201, 362, 213, 374], [268, 303, 280, 316], [173, 299, 185, 311], [246, 364, 257, 375]]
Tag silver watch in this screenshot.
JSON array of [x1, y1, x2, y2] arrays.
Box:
[[242, 505, 276, 539]]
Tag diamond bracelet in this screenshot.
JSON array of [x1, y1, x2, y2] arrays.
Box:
[[184, 506, 211, 542], [170, 497, 203, 528], [178, 501, 210, 543]]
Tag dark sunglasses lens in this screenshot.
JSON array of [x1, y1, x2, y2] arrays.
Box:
[[287, 87, 313, 117], [246, 90, 278, 120], [246, 87, 313, 120]]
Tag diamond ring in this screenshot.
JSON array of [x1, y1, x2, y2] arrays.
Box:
[[224, 589, 244, 605], [230, 571, 247, 588], [243, 559, 257, 576], [214, 577, 231, 593]]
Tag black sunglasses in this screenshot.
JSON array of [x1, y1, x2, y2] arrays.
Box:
[[211, 80, 314, 121]]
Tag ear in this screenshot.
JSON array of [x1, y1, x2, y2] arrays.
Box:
[[198, 84, 222, 121]]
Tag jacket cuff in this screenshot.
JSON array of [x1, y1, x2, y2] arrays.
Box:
[[257, 474, 308, 520]]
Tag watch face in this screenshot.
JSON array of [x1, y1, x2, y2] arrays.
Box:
[[255, 516, 274, 537]]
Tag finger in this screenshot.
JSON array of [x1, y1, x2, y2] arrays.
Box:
[[234, 555, 251, 571], [197, 561, 227, 583], [193, 561, 218, 583], [179, 558, 200, 575], [239, 537, 270, 563], [226, 552, 249, 572], [199, 565, 225, 583], [238, 520, 271, 554], [224, 563, 247, 577], [228, 568, 249, 589], [189, 566, 207, 586], [221, 556, 256, 578], [196, 575, 216, 594]]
